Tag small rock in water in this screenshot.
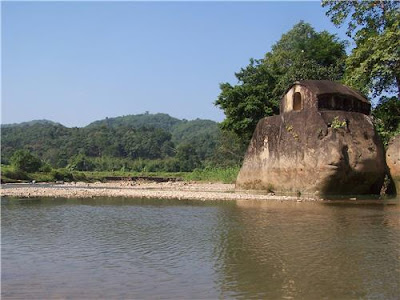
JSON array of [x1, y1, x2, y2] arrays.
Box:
[[350, 197, 357, 201]]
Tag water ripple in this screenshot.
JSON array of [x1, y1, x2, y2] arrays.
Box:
[[2, 197, 400, 299]]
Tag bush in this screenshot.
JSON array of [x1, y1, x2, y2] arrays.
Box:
[[67, 154, 95, 171], [72, 172, 87, 182], [373, 96, 400, 145], [184, 166, 240, 183], [2, 167, 30, 181], [39, 163, 52, 172], [10, 150, 42, 173], [176, 144, 201, 172], [51, 169, 74, 181]]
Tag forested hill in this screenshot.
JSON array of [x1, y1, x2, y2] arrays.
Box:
[[1, 119, 61, 128], [86, 113, 182, 131], [1, 113, 222, 171]]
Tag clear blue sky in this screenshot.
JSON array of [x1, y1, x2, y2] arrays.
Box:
[[2, 1, 349, 127]]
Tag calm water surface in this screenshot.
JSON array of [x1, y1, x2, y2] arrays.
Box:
[[2, 197, 400, 299]]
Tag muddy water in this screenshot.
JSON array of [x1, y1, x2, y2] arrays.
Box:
[[2, 197, 399, 299]]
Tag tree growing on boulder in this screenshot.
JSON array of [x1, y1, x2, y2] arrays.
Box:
[[215, 21, 347, 142]]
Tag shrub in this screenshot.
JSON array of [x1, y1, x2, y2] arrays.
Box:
[[2, 167, 30, 181], [51, 169, 74, 181], [72, 172, 87, 182], [184, 166, 240, 183], [10, 150, 42, 173]]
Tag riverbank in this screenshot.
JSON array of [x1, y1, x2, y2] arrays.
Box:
[[1, 181, 319, 202]]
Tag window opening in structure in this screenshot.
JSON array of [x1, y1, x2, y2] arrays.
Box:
[[293, 92, 302, 111]]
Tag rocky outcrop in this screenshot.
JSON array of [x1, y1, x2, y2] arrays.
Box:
[[386, 134, 400, 194], [236, 110, 386, 196]]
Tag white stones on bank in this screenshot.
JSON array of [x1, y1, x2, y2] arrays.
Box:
[[0, 181, 319, 202]]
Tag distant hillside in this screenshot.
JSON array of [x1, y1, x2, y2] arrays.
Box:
[[1, 113, 221, 169], [1, 119, 61, 128], [86, 113, 182, 131]]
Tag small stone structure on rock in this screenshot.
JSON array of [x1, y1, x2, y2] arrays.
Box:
[[386, 134, 400, 194], [236, 80, 386, 196]]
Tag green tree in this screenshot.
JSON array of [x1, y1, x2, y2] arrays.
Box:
[[210, 131, 248, 167], [10, 149, 42, 173], [176, 144, 201, 172], [373, 96, 400, 145], [215, 21, 347, 141], [67, 153, 95, 171], [323, 0, 400, 99]]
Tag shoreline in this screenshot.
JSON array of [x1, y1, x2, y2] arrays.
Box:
[[1, 181, 320, 202]]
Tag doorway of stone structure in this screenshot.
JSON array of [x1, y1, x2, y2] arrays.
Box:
[[293, 92, 302, 111]]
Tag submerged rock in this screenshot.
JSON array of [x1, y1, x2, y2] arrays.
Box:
[[236, 80, 386, 196], [386, 134, 400, 194]]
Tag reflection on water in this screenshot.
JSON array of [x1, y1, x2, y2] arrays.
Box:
[[2, 197, 400, 299]]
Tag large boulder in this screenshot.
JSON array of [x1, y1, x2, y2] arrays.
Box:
[[386, 134, 400, 194], [236, 110, 386, 196]]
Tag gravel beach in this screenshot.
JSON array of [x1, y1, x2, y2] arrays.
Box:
[[1, 181, 319, 201]]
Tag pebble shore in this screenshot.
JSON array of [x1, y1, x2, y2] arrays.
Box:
[[1, 181, 319, 202]]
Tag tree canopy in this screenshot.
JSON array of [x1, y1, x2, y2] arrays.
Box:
[[215, 21, 347, 141], [323, 0, 400, 99], [10, 150, 42, 173], [1, 114, 223, 172], [373, 96, 400, 144]]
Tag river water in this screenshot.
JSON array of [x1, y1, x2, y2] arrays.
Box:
[[2, 197, 400, 299]]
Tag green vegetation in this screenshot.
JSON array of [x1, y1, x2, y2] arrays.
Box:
[[3, 6, 399, 183], [1, 113, 226, 170], [1, 164, 239, 184], [216, 5, 400, 145], [331, 116, 347, 129], [322, 0, 400, 144], [10, 150, 42, 173], [323, 0, 400, 99], [373, 96, 400, 145], [1, 113, 245, 183], [183, 166, 240, 184], [215, 21, 347, 142]]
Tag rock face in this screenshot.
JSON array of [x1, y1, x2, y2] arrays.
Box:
[[386, 134, 400, 194], [236, 108, 386, 196]]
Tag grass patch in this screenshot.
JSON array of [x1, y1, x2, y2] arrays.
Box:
[[183, 166, 240, 184], [1, 165, 240, 184], [1, 165, 30, 182]]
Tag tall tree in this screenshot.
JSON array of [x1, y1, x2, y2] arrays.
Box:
[[215, 21, 347, 142], [322, 0, 400, 99]]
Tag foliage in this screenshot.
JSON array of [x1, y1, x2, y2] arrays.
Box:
[[331, 116, 347, 129], [184, 166, 240, 184], [10, 150, 42, 173], [323, 0, 400, 98], [1, 165, 30, 182], [86, 113, 181, 131], [175, 144, 201, 172], [50, 169, 74, 181], [171, 119, 220, 161], [373, 96, 400, 145], [215, 21, 347, 142], [1, 113, 221, 172], [67, 154, 95, 171], [1, 161, 241, 184], [209, 131, 248, 167]]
